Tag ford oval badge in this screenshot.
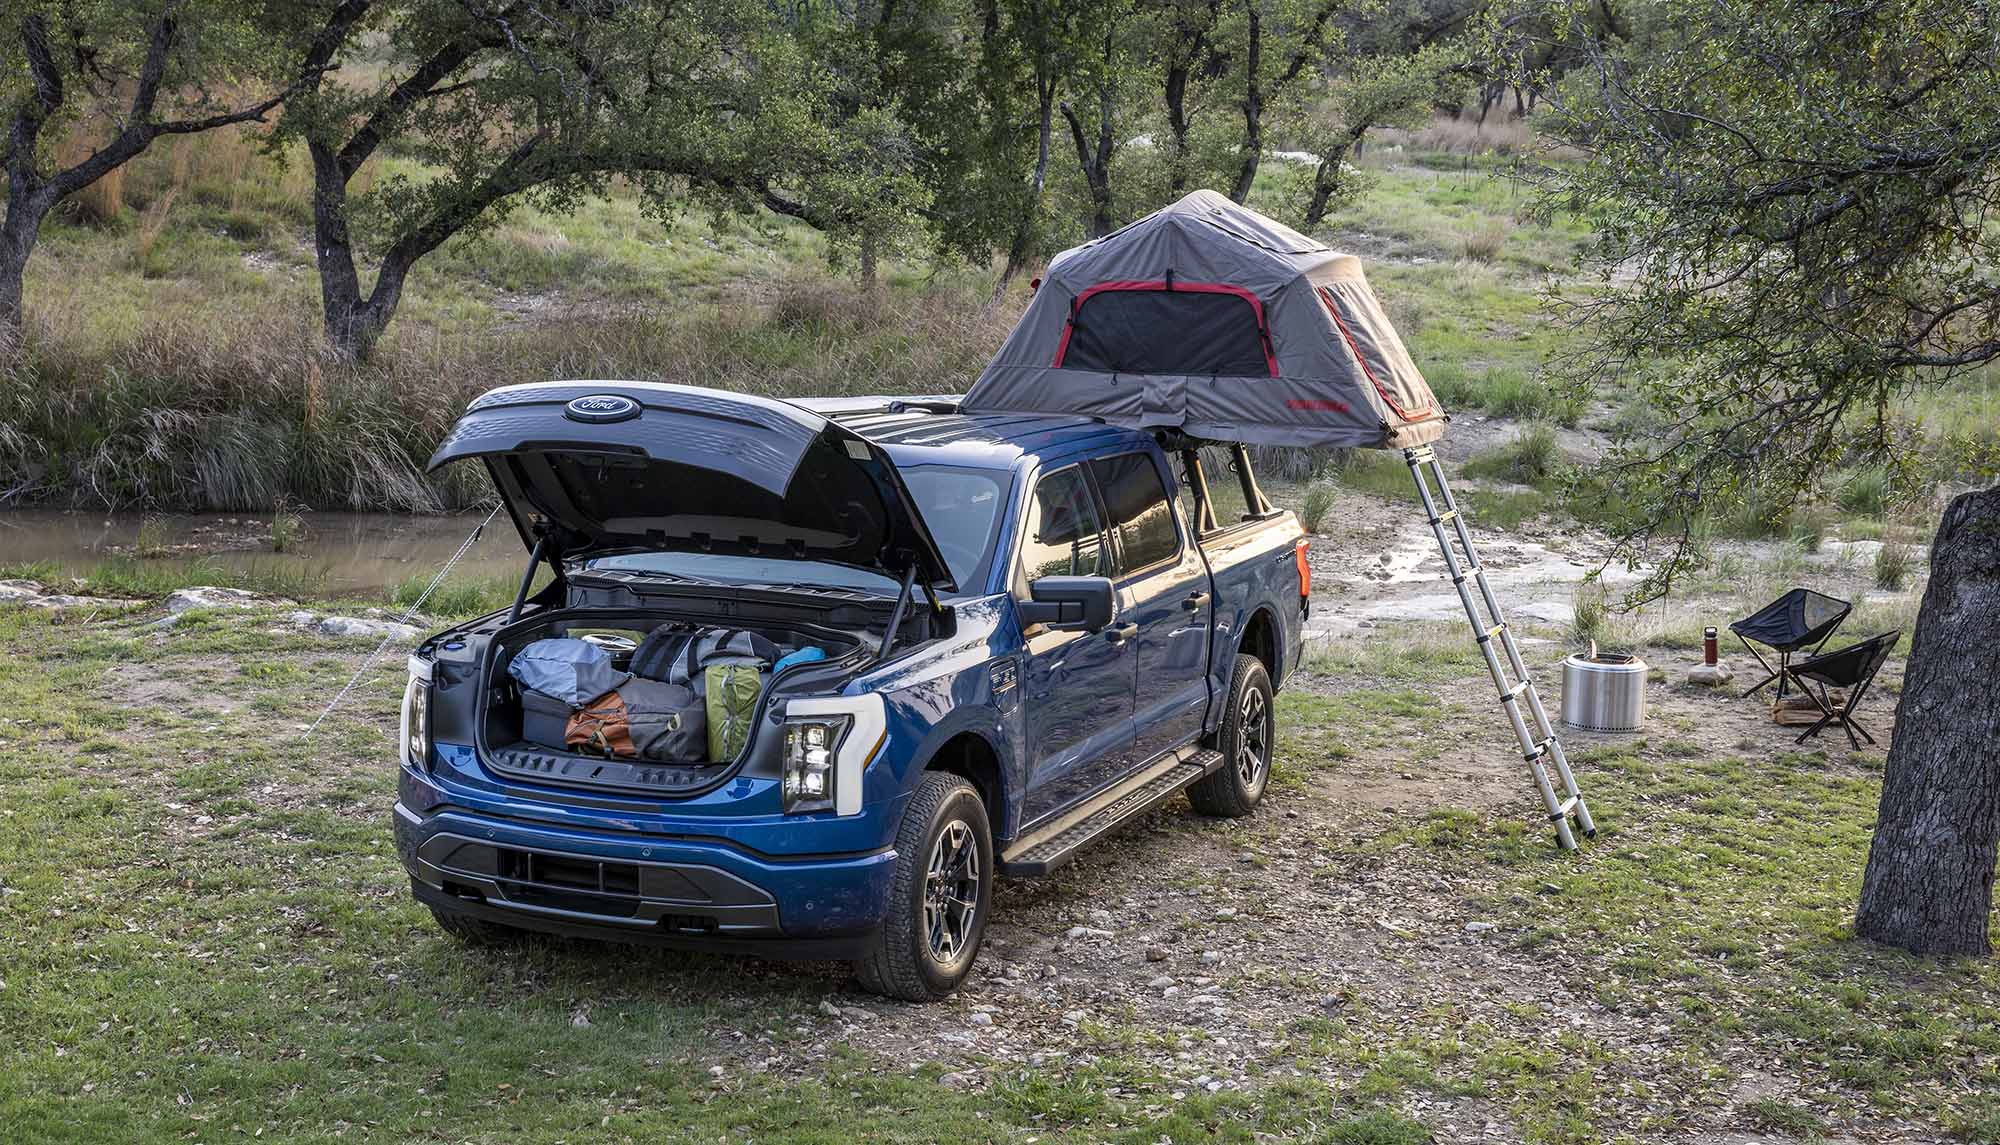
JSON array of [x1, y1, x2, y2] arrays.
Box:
[[564, 393, 640, 423]]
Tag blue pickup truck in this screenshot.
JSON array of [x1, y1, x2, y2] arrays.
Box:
[[395, 380, 1307, 1000]]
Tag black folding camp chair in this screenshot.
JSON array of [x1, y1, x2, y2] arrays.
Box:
[[1782, 631, 1899, 749], [1729, 588, 1852, 699]]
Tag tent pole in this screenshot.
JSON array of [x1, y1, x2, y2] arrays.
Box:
[[1232, 444, 1274, 515], [1180, 447, 1219, 534]]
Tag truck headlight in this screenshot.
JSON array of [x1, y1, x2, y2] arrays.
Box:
[[402, 655, 432, 770], [781, 716, 848, 815], [781, 695, 886, 817]]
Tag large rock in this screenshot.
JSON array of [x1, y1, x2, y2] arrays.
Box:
[[0, 579, 140, 610], [162, 586, 270, 614], [313, 615, 422, 642]]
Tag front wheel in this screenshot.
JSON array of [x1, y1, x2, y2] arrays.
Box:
[[1187, 654, 1274, 818], [855, 772, 994, 1002]]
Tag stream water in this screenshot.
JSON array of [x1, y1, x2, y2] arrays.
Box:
[[0, 510, 525, 598]]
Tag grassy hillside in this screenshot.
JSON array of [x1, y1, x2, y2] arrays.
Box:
[[3, 127, 1993, 541]]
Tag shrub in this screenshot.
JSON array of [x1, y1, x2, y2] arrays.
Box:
[[1834, 465, 1892, 516], [1464, 423, 1566, 486], [1480, 368, 1586, 426], [270, 498, 306, 553], [1461, 225, 1510, 263], [1300, 481, 1336, 533], [1570, 580, 1611, 648], [1874, 541, 1913, 591]]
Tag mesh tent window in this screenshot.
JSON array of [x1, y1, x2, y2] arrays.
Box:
[[1055, 282, 1276, 377]]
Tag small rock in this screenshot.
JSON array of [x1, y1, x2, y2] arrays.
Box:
[[839, 1006, 873, 1022], [1464, 921, 1498, 933], [1163, 986, 1182, 997], [1088, 909, 1114, 926], [1686, 661, 1735, 687], [1145, 946, 1169, 962], [1215, 907, 1236, 920], [968, 1011, 994, 1027], [1066, 926, 1113, 940], [1062, 1009, 1088, 1024], [1147, 975, 1175, 989], [708, 1065, 725, 1077], [940, 1071, 976, 1091], [817, 999, 842, 1018], [570, 1009, 591, 1028], [1199, 950, 1222, 965]]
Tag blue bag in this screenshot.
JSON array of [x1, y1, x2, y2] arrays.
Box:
[[507, 638, 630, 707], [773, 646, 827, 673]]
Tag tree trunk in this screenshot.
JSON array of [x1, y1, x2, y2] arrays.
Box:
[[0, 213, 34, 350], [1227, 1, 1263, 204], [1301, 146, 1350, 230], [997, 73, 1056, 298], [1165, 60, 1193, 196], [1854, 485, 2000, 957], [858, 230, 879, 293]]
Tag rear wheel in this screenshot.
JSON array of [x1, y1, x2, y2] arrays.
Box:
[[428, 905, 530, 946], [855, 772, 993, 1002], [1187, 654, 1274, 818]]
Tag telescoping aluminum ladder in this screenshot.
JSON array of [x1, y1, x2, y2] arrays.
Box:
[[1404, 445, 1598, 850]]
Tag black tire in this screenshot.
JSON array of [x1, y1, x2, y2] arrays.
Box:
[[428, 905, 530, 946], [854, 772, 993, 1002], [1187, 654, 1274, 818]]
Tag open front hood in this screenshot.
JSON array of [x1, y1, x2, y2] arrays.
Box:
[[427, 381, 955, 590]]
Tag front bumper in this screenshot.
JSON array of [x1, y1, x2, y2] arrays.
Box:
[[393, 801, 896, 960]]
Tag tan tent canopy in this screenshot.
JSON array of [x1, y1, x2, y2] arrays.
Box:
[[961, 190, 1446, 449]]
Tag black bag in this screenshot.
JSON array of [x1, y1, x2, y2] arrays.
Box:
[[630, 623, 701, 682], [521, 688, 572, 749], [667, 628, 782, 691]]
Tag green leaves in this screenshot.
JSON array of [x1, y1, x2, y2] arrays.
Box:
[[1521, 0, 2000, 597]]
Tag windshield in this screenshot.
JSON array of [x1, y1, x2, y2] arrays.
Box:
[[900, 464, 1007, 589], [583, 464, 1008, 594]]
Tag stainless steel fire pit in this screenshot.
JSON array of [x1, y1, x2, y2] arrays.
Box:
[[1561, 649, 1648, 732]]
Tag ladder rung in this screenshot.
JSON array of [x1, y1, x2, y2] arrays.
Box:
[[1475, 623, 1506, 645], [1499, 681, 1529, 705], [1450, 566, 1482, 585], [1428, 509, 1459, 526], [1524, 738, 1554, 761], [1548, 796, 1580, 821]]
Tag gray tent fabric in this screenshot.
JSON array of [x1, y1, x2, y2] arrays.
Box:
[[961, 190, 1446, 450]]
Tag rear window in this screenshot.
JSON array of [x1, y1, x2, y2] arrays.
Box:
[[1091, 452, 1180, 573]]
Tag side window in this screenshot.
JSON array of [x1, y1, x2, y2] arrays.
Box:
[[1018, 466, 1107, 585], [1091, 452, 1180, 574]]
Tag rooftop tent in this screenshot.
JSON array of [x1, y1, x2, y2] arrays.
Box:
[[961, 189, 1446, 450]]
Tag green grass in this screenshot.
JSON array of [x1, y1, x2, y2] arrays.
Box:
[[0, 605, 1448, 1143], [1366, 742, 2000, 1140]]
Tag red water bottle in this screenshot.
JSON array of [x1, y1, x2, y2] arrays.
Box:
[[1703, 627, 1718, 666]]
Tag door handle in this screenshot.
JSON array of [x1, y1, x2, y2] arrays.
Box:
[[1106, 622, 1138, 644], [1182, 591, 1211, 611]]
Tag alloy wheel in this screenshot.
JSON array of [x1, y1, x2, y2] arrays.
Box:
[[924, 820, 980, 964], [1236, 686, 1271, 787]]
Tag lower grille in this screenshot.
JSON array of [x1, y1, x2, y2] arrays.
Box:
[[411, 833, 779, 934]]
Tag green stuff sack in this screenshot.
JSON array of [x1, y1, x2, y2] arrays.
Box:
[[704, 663, 763, 761]]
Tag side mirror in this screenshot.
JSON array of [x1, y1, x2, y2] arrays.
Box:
[[1018, 576, 1115, 633]]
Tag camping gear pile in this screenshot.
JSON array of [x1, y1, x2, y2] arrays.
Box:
[[508, 628, 826, 764], [1726, 587, 1898, 746]]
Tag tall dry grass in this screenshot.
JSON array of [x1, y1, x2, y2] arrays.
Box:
[[0, 275, 1016, 512]]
